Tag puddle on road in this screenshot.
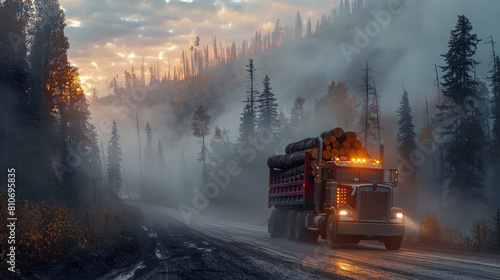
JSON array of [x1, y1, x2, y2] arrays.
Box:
[[154, 249, 166, 259], [113, 261, 146, 280], [184, 240, 213, 252]]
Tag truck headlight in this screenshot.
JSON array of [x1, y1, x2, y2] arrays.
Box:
[[396, 212, 403, 219], [338, 209, 354, 221]]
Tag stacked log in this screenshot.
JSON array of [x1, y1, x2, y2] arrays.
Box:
[[267, 127, 373, 177], [267, 149, 311, 169]]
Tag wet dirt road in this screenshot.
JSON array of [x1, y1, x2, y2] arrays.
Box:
[[102, 203, 500, 280]]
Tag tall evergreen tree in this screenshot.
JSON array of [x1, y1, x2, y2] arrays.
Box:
[[257, 75, 279, 133], [438, 15, 486, 204], [107, 119, 123, 195], [306, 17, 312, 37], [156, 140, 166, 176], [143, 122, 154, 199], [490, 55, 500, 162], [244, 58, 258, 129], [290, 96, 306, 132], [397, 90, 417, 163], [191, 105, 211, 185], [239, 98, 254, 143], [357, 60, 376, 147], [440, 15, 481, 105], [156, 139, 168, 202], [344, 0, 351, 18], [294, 11, 302, 40], [210, 127, 233, 174], [316, 81, 358, 130], [144, 122, 154, 168]]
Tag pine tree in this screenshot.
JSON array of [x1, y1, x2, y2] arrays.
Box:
[[272, 19, 283, 47], [210, 127, 233, 174], [440, 15, 481, 105], [239, 98, 254, 143], [490, 55, 500, 162], [306, 17, 312, 37], [316, 81, 358, 130], [243, 58, 258, 133], [277, 112, 294, 150], [144, 122, 154, 168], [357, 60, 376, 146], [156, 140, 166, 175], [143, 122, 154, 199], [156, 139, 167, 201], [290, 96, 306, 131], [295, 11, 302, 40], [344, 0, 351, 18], [191, 105, 211, 185], [397, 90, 417, 163], [107, 119, 123, 195], [257, 75, 279, 133], [438, 15, 486, 204], [493, 209, 500, 249], [370, 78, 382, 141]]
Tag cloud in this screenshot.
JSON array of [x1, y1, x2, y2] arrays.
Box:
[[59, 0, 500, 98]]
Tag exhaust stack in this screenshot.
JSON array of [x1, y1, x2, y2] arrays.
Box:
[[314, 136, 323, 214]]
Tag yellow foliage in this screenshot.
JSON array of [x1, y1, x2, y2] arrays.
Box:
[[0, 187, 137, 269]]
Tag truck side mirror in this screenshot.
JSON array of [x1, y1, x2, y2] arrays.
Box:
[[382, 169, 398, 186]]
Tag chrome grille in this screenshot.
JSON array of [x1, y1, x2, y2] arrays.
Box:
[[359, 188, 389, 222]]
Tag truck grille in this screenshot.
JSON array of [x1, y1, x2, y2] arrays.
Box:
[[359, 188, 389, 222]]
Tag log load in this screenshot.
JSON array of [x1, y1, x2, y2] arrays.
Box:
[[267, 127, 374, 176], [267, 149, 311, 169]]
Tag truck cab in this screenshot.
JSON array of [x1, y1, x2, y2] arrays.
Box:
[[315, 158, 404, 249], [267, 140, 405, 250]]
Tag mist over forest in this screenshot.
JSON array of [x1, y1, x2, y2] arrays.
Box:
[[86, 0, 500, 229], [1, 0, 500, 262]]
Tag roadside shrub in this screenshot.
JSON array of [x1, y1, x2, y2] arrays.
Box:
[[441, 222, 464, 248], [0, 186, 138, 272], [493, 209, 500, 250], [470, 219, 494, 251], [418, 210, 442, 244]]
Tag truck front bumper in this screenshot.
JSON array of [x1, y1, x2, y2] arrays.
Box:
[[337, 222, 405, 236]]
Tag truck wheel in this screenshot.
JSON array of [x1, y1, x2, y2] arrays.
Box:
[[384, 236, 403, 250], [269, 209, 285, 238], [286, 210, 297, 240], [326, 214, 341, 249], [294, 212, 307, 242]]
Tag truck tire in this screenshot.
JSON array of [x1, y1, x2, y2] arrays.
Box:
[[326, 214, 341, 249], [384, 236, 403, 250], [294, 212, 307, 242], [269, 209, 285, 238], [286, 210, 297, 240]]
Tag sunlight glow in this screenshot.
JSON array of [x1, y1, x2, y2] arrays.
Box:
[[121, 17, 141, 22], [68, 19, 81, 27], [117, 52, 125, 58], [221, 22, 232, 30], [128, 53, 135, 59], [167, 45, 177, 51]]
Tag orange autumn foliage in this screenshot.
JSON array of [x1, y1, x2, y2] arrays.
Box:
[[0, 187, 139, 268]]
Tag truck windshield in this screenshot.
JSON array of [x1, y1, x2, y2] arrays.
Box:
[[336, 168, 380, 183]]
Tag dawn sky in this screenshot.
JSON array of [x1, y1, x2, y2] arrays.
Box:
[[59, 0, 336, 96]]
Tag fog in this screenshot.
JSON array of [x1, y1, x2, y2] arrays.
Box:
[[89, 0, 500, 230]]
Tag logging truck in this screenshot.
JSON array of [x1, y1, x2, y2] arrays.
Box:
[[267, 133, 404, 250]]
